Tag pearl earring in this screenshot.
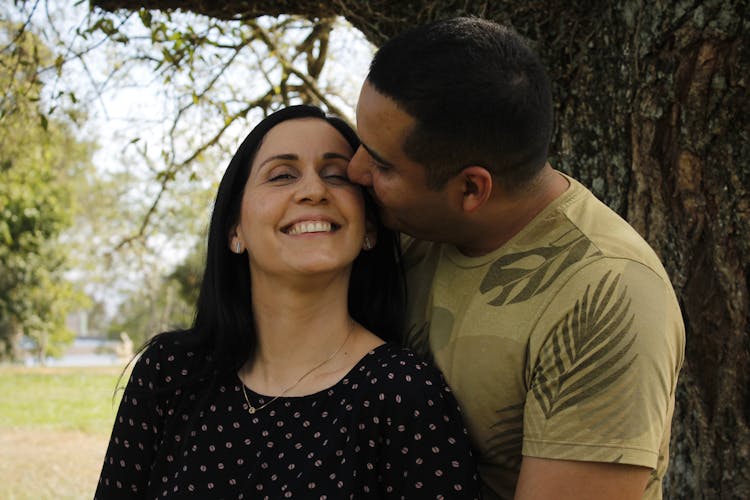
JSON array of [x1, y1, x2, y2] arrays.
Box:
[[235, 241, 241, 253], [363, 236, 372, 250]]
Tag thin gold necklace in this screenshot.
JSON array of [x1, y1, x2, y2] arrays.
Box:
[[240, 321, 354, 415]]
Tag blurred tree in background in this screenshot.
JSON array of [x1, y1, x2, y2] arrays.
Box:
[[0, 22, 93, 361], [0, 2, 371, 358]]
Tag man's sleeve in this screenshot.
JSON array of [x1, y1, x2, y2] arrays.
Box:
[[522, 258, 685, 468]]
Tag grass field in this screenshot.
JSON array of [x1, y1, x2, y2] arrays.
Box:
[[0, 365, 127, 500]]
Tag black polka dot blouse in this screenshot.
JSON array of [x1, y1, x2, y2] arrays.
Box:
[[95, 339, 482, 499]]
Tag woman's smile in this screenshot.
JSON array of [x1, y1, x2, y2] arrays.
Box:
[[282, 218, 340, 235], [233, 117, 367, 277]]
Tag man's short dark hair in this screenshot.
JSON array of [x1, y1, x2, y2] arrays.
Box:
[[368, 17, 553, 190]]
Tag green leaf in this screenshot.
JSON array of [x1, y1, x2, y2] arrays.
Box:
[[139, 9, 153, 28], [54, 55, 64, 76]]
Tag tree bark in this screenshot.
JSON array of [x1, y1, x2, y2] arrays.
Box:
[[93, 0, 750, 497]]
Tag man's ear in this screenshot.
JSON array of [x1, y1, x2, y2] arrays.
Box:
[[459, 166, 493, 213]]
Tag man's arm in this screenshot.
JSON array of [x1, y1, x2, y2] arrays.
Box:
[[515, 457, 650, 500]]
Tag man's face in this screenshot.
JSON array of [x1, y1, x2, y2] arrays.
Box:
[[348, 81, 456, 241]]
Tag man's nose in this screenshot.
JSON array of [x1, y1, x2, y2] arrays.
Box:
[[347, 146, 373, 187]]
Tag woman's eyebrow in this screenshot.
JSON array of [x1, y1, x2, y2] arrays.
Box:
[[258, 153, 297, 168], [322, 152, 352, 161], [259, 152, 349, 167]]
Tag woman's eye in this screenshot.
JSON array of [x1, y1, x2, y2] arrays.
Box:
[[325, 173, 351, 183], [321, 165, 351, 184], [269, 173, 294, 181]]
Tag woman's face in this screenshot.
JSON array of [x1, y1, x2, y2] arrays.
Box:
[[231, 118, 368, 280]]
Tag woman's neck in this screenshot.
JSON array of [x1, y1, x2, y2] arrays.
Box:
[[244, 270, 357, 394]]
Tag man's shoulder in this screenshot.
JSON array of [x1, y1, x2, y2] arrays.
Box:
[[560, 176, 672, 282], [402, 174, 675, 299]]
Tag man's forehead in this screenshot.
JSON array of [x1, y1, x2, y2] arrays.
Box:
[[356, 81, 412, 121], [356, 84, 415, 143], [354, 80, 381, 123]]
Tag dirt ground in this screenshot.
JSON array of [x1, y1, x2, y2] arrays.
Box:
[[0, 427, 109, 499]]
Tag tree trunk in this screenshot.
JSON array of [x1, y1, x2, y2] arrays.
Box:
[[93, 0, 750, 497]]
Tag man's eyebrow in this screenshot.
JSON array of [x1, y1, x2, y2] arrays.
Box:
[[361, 142, 394, 167]]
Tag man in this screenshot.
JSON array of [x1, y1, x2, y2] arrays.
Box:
[[348, 17, 684, 500]]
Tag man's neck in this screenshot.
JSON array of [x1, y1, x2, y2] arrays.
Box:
[[456, 165, 570, 257]]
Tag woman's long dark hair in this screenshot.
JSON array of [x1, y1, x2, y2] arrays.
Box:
[[148, 105, 405, 379], [115, 106, 405, 459]]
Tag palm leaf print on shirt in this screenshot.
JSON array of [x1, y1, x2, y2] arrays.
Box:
[[486, 402, 524, 463], [531, 271, 638, 420], [480, 229, 596, 306]]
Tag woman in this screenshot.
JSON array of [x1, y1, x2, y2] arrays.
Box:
[[95, 105, 481, 499]]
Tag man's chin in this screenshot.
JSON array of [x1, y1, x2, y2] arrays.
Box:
[[375, 209, 422, 239], [382, 216, 424, 241], [379, 211, 401, 232]]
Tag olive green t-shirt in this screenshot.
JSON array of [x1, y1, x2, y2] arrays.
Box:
[[403, 174, 685, 500]]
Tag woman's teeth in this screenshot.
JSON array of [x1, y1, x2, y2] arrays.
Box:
[[287, 221, 334, 235]]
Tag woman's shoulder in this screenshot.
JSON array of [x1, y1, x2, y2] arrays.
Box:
[[352, 343, 455, 400], [126, 330, 206, 392], [343, 343, 466, 423], [362, 342, 433, 373]]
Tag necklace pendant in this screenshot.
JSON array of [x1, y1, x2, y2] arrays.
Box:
[[248, 406, 256, 414]]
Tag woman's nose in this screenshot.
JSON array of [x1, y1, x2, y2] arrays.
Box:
[[294, 172, 328, 203]]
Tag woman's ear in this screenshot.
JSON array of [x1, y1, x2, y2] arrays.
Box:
[[459, 166, 493, 213], [362, 220, 378, 251], [228, 226, 244, 254]]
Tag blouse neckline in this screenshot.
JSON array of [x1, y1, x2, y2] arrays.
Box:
[[234, 342, 395, 401]]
